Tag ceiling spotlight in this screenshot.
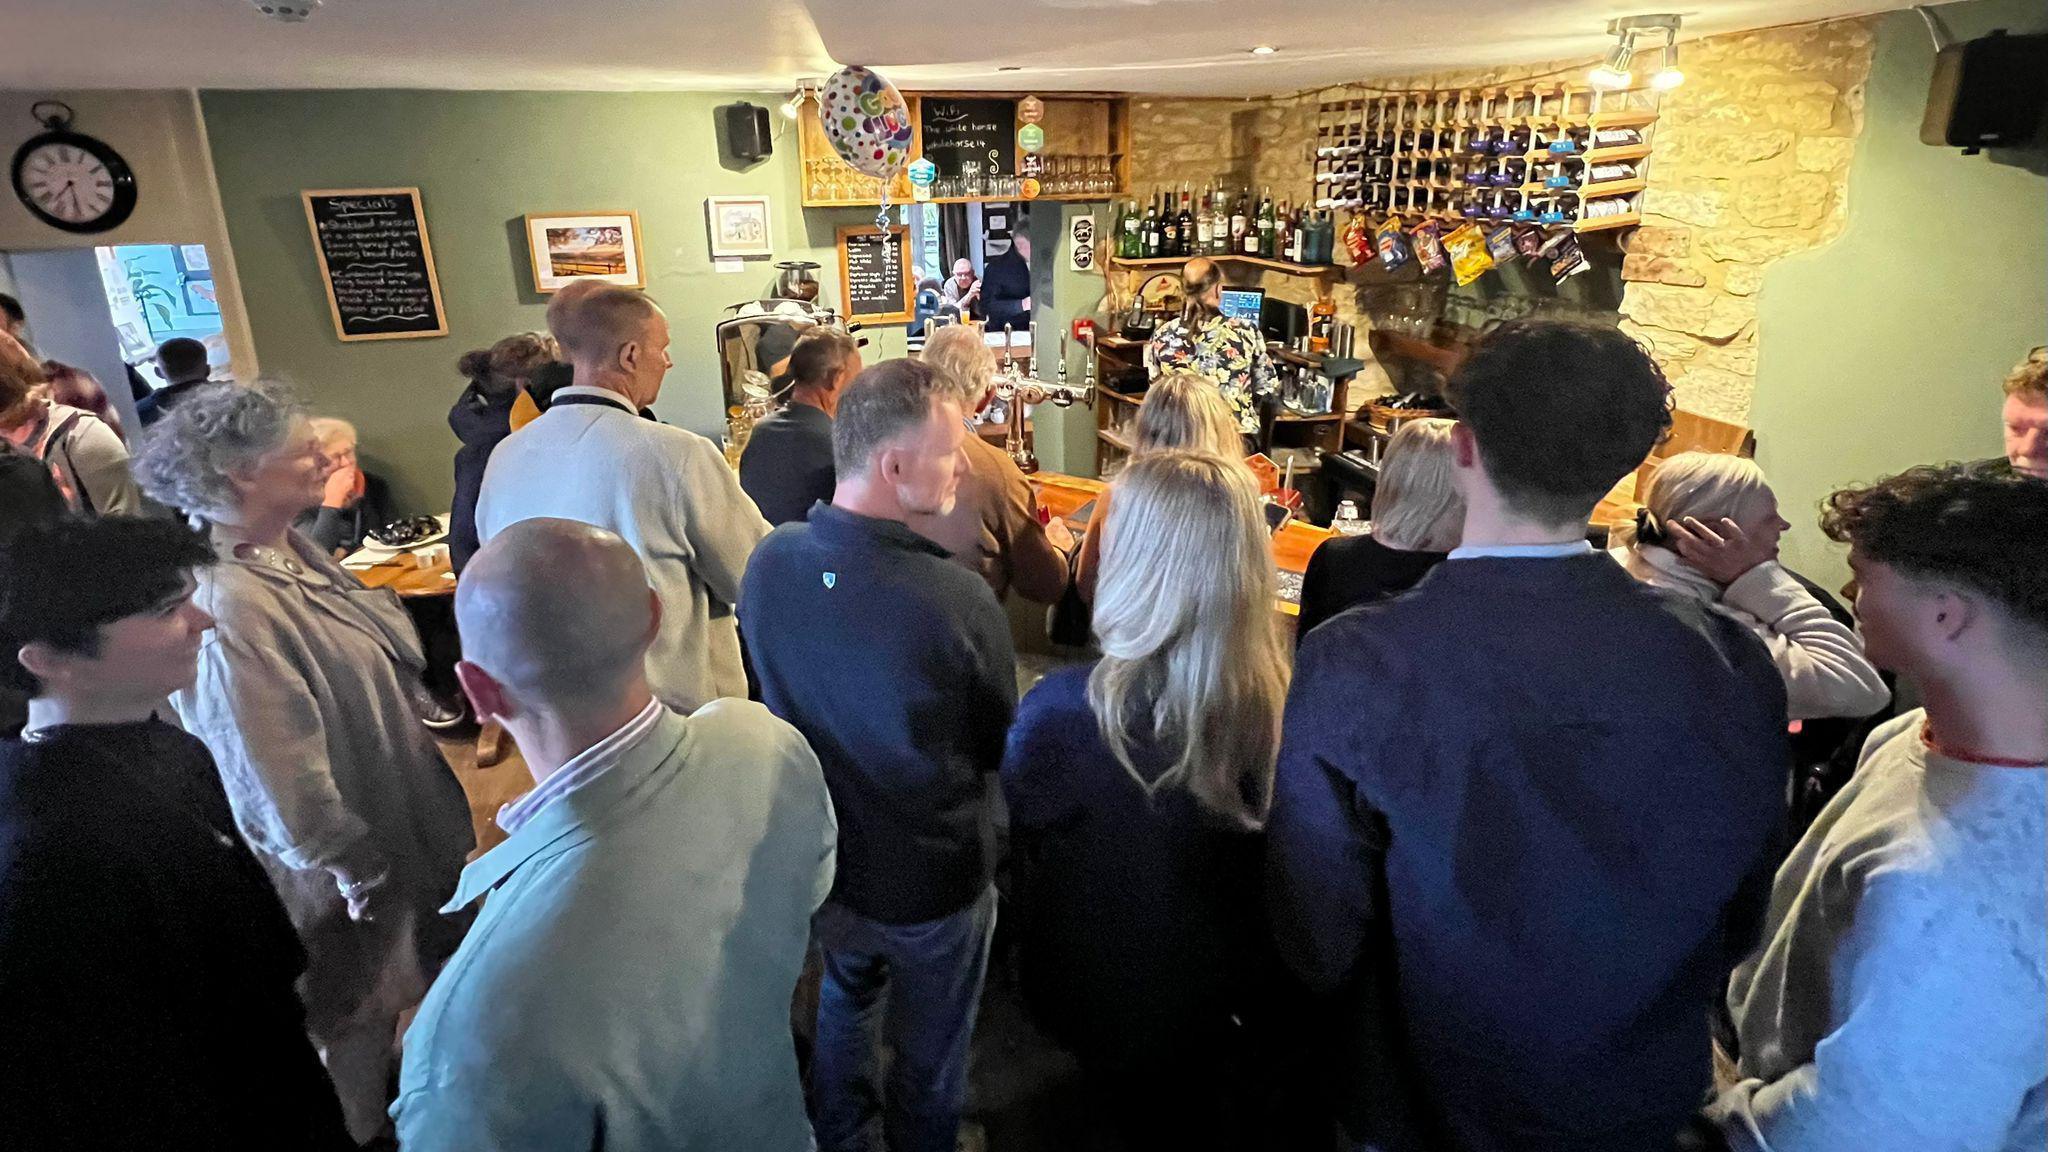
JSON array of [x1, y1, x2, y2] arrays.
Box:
[[1591, 14, 1683, 92], [1589, 40, 1634, 89], [997, 66, 1024, 72], [1651, 43, 1685, 89], [1250, 45, 1278, 56], [779, 80, 817, 120], [249, 0, 319, 21]]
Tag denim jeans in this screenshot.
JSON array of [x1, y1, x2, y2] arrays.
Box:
[[810, 887, 997, 1152]]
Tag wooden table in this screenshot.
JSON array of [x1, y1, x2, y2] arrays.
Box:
[[1033, 471, 1332, 617], [349, 553, 457, 598]]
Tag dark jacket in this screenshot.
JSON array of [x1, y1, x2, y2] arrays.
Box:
[[1267, 553, 1788, 1152], [980, 248, 1032, 332], [448, 381, 517, 570], [738, 402, 836, 526], [293, 472, 392, 555], [1295, 534, 1448, 638], [134, 376, 208, 427], [0, 721, 351, 1150], [741, 503, 1016, 924]]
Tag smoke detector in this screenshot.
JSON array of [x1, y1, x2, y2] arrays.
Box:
[[250, 0, 321, 22]]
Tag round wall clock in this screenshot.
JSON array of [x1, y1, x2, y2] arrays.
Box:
[[10, 101, 138, 235]]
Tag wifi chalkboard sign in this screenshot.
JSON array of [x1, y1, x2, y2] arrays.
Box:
[[302, 187, 449, 342]]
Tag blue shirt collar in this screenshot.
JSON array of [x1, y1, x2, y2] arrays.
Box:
[[1447, 540, 1596, 561]]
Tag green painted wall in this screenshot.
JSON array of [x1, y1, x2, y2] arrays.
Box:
[[200, 89, 916, 512], [1753, 0, 2047, 588]]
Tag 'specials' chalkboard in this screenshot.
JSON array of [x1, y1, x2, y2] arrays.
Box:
[[837, 226, 913, 325], [301, 187, 449, 342], [918, 97, 1018, 180]]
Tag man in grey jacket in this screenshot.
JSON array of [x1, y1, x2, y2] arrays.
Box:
[[476, 285, 770, 711]]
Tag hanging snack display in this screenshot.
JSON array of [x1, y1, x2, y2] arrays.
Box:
[[1443, 222, 1495, 286], [1484, 224, 1520, 263], [1412, 218, 1448, 274], [1374, 214, 1411, 271]]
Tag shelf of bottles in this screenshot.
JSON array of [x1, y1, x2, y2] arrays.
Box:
[[1314, 84, 1658, 235], [1109, 184, 1343, 270]]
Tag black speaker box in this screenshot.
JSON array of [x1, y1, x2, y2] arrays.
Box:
[[721, 102, 773, 162], [1920, 30, 2048, 152]]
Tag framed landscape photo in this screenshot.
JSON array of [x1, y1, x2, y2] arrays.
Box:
[[705, 195, 773, 259], [524, 211, 645, 293]]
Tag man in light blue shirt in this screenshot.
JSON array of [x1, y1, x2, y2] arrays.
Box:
[[393, 518, 836, 1151]]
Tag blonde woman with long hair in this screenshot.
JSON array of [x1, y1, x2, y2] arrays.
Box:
[[1001, 450, 1290, 1148], [1297, 417, 1464, 635], [1612, 451, 1888, 721], [1075, 370, 1247, 602]]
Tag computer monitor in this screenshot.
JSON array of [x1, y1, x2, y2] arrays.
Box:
[[1218, 286, 1265, 323]]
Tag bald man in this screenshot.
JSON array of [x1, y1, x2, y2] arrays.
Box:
[[393, 518, 835, 1152], [476, 284, 772, 711]]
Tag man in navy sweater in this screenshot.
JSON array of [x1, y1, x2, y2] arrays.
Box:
[[742, 357, 1014, 1152], [1267, 320, 1788, 1152]]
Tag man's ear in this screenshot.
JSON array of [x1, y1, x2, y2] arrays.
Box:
[[15, 641, 67, 688], [455, 660, 514, 726], [1450, 420, 1479, 470], [1931, 588, 1977, 645]]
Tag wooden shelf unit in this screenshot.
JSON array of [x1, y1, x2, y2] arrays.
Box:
[[1310, 82, 1661, 236], [798, 93, 1131, 208], [1105, 253, 1343, 278]]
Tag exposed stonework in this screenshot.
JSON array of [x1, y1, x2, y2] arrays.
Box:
[[1121, 18, 1877, 423]]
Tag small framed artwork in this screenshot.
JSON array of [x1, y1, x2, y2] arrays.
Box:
[[524, 211, 645, 294], [705, 195, 774, 259], [183, 279, 219, 316]]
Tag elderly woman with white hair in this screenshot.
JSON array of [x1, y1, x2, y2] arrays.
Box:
[[1612, 451, 1889, 722], [294, 416, 391, 555], [910, 323, 1073, 603], [132, 382, 474, 1142]]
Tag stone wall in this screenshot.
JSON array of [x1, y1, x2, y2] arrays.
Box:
[[1121, 20, 1878, 420]]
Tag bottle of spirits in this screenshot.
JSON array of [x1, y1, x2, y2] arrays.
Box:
[[1120, 198, 1140, 258], [1231, 192, 1250, 254], [1256, 187, 1276, 257], [1210, 187, 1230, 254], [1142, 194, 1161, 257], [1176, 185, 1195, 257], [1195, 184, 1214, 252], [1287, 206, 1307, 263], [1160, 189, 1181, 256]]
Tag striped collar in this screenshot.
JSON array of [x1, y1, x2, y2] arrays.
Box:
[[496, 696, 664, 835]]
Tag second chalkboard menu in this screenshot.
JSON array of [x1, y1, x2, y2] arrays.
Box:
[[837, 225, 913, 326], [301, 187, 449, 342], [918, 97, 1018, 180]]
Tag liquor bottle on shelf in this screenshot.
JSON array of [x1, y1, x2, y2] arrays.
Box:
[[1194, 185, 1213, 252], [1119, 199, 1139, 258], [1231, 192, 1250, 253], [1211, 187, 1231, 254], [1161, 189, 1182, 256], [1288, 204, 1308, 263], [1256, 188, 1276, 258], [1176, 185, 1195, 256], [1142, 194, 1161, 257], [1309, 289, 1335, 353]]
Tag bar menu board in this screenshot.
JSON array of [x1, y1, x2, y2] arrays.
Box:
[[301, 187, 449, 342], [918, 97, 1018, 179], [837, 225, 913, 325]]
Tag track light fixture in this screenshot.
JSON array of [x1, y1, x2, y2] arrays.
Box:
[[779, 79, 818, 120], [1589, 14, 1684, 92]]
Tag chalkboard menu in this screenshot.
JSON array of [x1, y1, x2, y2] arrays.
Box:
[[837, 225, 913, 325], [301, 187, 449, 342], [918, 97, 1018, 180]]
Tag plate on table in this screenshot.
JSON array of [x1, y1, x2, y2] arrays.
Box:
[[361, 515, 449, 553]]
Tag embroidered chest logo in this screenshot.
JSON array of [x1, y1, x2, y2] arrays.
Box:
[[822, 572, 837, 589]]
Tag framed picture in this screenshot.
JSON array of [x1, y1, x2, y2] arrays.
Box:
[[705, 195, 774, 259], [523, 211, 645, 294], [183, 279, 219, 316]]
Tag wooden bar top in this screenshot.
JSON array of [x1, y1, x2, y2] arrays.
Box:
[[1032, 471, 1331, 617], [350, 553, 457, 598]]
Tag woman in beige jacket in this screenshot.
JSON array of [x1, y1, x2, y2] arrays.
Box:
[[134, 381, 474, 1141]]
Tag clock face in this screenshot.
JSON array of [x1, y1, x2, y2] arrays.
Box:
[[11, 131, 137, 234]]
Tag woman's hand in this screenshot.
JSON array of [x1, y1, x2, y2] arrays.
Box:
[[321, 464, 358, 510], [329, 841, 399, 923], [1666, 515, 1773, 587]]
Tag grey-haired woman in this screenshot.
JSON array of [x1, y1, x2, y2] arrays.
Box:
[[133, 382, 474, 1141]]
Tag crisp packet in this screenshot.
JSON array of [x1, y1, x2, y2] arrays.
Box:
[[1547, 233, 1590, 282], [1375, 215, 1411, 272], [1444, 223, 1495, 286], [1514, 224, 1548, 258], [1411, 219, 1447, 274], [1485, 224, 1519, 264]]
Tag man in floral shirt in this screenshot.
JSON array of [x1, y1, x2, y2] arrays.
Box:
[[1145, 258, 1276, 438]]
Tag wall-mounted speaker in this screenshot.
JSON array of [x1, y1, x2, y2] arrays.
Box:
[[720, 102, 773, 163], [1920, 30, 2048, 153]]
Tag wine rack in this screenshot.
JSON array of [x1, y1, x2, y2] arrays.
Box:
[[1313, 84, 1657, 234]]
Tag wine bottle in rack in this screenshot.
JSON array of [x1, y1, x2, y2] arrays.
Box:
[[1588, 161, 1638, 184], [1593, 126, 1643, 149], [1528, 89, 1552, 153], [1508, 190, 1535, 223], [1545, 156, 1585, 188], [1469, 91, 1496, 154]]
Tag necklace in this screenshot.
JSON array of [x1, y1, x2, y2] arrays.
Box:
[[1919, 719, 2047, 769]]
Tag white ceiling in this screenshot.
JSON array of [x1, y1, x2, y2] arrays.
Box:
[[2, 0, 1900, 96]]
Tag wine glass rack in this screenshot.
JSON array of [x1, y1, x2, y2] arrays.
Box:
[[1313, 84, 1658, 234]]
